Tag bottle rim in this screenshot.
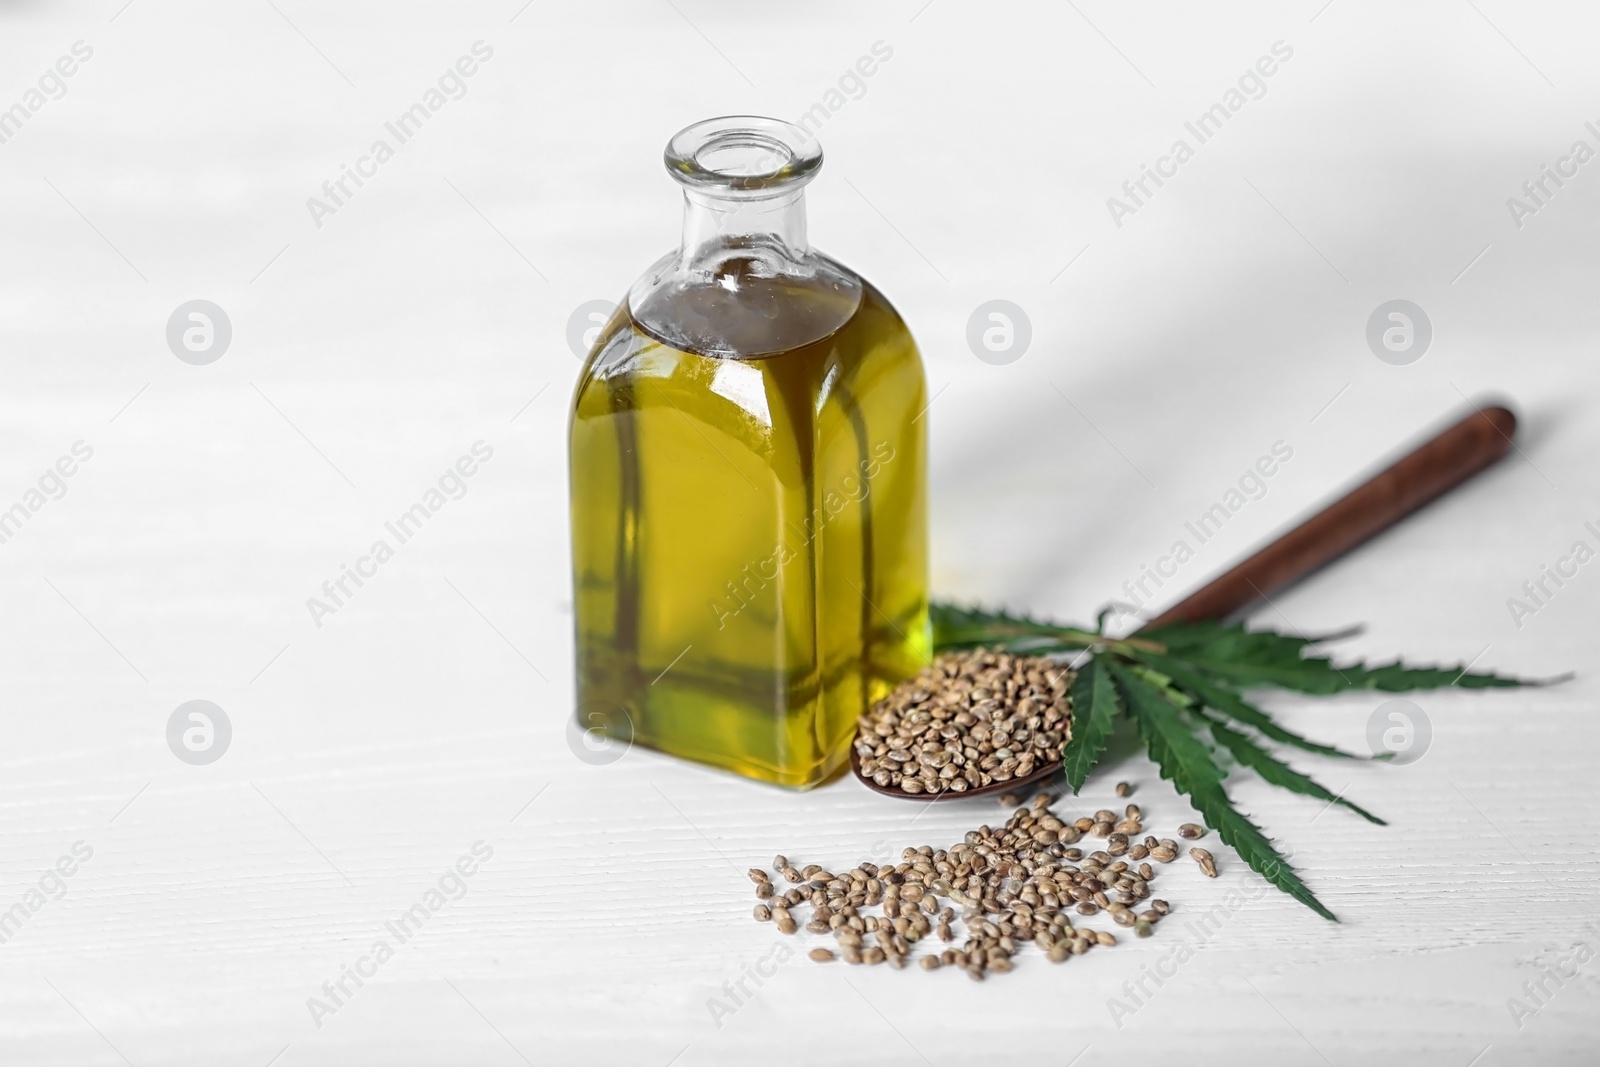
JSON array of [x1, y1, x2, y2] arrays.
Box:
[[664, 116, 822, 196]]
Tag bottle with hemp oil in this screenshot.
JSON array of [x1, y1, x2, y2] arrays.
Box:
[[569, 116, 929, 788]]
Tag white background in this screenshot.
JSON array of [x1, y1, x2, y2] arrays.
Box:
[[1, 1, 1597, 1064]]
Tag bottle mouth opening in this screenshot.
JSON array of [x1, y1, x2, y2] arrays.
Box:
[[665, 116, 822, 196]]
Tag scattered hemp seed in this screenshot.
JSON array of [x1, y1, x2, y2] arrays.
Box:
[[1190, 848, 1218, 878], [854, 648, 1073, 795], [744, 796, 1220, 977], [1179, 823, 1205, 840], [1115, 782, 1134, 797]]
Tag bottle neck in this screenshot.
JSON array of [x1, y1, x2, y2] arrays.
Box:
[[678, 188, 808, 273], [627, 116, 860, 357]]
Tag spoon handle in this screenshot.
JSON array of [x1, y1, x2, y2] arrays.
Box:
[[1141, 404, 1518, 630]]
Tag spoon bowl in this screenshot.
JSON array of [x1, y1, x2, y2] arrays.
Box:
[[849, 741, 1065, 802]]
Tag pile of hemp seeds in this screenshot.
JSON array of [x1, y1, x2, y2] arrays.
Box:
[[748, 647, 1219, 980], [750, 787, 1216, 979], [853, 648, 1073, 795]]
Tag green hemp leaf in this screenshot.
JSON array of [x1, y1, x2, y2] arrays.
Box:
[[930, 602, 1558, 920]]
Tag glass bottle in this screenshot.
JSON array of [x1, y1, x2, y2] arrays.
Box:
[[569, 116, 928, 788]]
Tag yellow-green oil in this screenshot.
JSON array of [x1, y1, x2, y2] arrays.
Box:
[[569, 276, 928, 788]]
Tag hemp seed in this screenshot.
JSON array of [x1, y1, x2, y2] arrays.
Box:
[[741, 786, 1199, 978], [855, 649, 1073, 797]]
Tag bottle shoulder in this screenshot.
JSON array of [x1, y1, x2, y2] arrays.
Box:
[[626, 246, 869, 360], [573, 279, 920, 425]]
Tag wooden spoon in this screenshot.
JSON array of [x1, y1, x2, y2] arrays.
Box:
[[851, 403, 1519, 801]]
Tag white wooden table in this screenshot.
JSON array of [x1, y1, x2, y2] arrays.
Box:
[[1, 2, 1596, 1063]]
